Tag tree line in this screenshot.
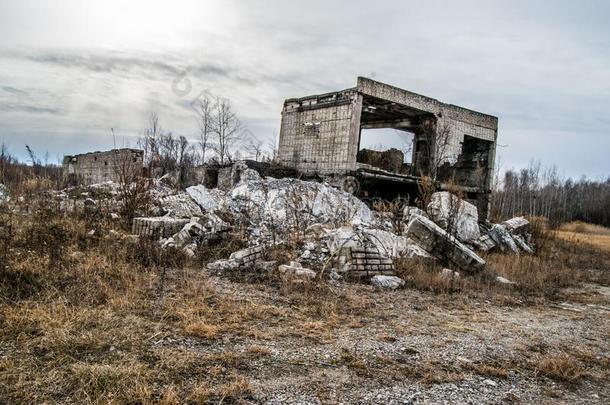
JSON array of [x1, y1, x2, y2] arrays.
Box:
[[491, 160, 610, 228]]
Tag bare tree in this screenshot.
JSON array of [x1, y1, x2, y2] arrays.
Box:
[[212, 98, 242, 164], [195, 96, 213, 164], [112, 150, 151, 227], [420, 120, 454, 181], [246, 138, 263, 161], [266, 139, 278, 163], [140, 113, 163, 166]]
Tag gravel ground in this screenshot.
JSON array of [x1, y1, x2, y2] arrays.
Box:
[[158, 276, 610, 404]]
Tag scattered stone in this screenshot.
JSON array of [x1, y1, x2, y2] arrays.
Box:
[[277, 264, 317, 280], [70, 251, 84, 259], [229, 245, 265, 267], [255, 260, 277, 272], [496, 276, 516, 285], [370, 275, 405, 289], [163, 220, 207, 249], [427, 191, 480, 243], [206, 259, 240, 271], [440, 268, 460, 279], [182, 244, 197, 258]]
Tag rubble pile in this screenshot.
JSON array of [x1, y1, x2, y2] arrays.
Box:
[[47, 162, 535, 288], [228, 168, 372, 232], [140, 173, 536, 286]]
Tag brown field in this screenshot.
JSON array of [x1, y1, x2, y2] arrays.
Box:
[[1, 208, 609, 404], [555, 221, 610, 253]]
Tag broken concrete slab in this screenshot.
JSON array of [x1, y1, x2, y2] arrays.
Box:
[[503, 217, 529, 235], [403, 206, 427, 222], [513, 234, 534, 254], [230, 177, 372, 230], [277, 264, 317, 280], [489, 224, 519, 254], [405, 214, 486, 273], [158, 193, 203, 218], [472, 233, 497, 252], [186, 185, 226, 213], [229, 245, 265, 267], [370, 275, 405, 289], [427, 192, 480, 243], [132, 217, 191, 239]]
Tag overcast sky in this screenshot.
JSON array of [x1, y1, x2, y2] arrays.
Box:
[[1, 0, 608, 178]]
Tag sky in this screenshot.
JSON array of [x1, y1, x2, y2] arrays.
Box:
[[0, 0, 609, 179]]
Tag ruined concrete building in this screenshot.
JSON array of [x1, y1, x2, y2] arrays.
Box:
[[63, 148, 143, 185], [277, 77, 498, 219]]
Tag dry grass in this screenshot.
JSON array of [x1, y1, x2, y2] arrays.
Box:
[[0, 202, 381, 403], [559, 221, 610, 236], [536, 353, 587, 383], [554, 221, 610, 254], [396, 226, 610, 299]]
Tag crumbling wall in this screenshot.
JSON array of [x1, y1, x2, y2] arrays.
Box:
[[278, 89, 362, 174], [63, 149, 143, 185]]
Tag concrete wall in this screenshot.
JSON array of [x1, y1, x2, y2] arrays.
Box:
[[278, 89, 362, 174], [63, 149, 144, 185]]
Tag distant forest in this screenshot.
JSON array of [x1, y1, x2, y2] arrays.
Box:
[[491, 160, 610, 228]]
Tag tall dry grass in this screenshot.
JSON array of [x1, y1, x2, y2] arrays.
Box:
[[395, 219, 610, 299], [0, 195, 379, 403]]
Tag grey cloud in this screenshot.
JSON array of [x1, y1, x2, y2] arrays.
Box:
[[1, 86, 28, 95], [0, 103, 62, 114], [16, 50, 233, 81]]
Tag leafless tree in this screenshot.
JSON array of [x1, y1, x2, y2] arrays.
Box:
[[112, 150, 151, 227], [420, 120, 454, 181], [246, 139, 264, 161], [195, 96, 213, 164], [266, 140, 278, 163], [140, 113, 163, 166], [212, 98, 242, 164]]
